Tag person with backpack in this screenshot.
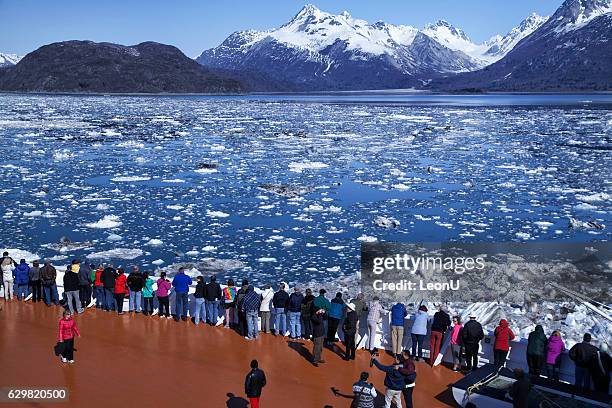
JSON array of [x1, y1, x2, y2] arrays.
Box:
[[193, 276, 206, 325], [141, 272, 155, 316], [327, 292, 346, 345], [351, 372, 377, 408], [223, 278, 237, 328], [288, 286, 304, 339], [244, 359, 266, 408], [372, 357, 407, 408], [41, 261, 59, 306], [545, 330, 565, 381], [272, 283, 289, 336], [204, 275, 222, 326], [450, 316, 464, 371], [259, 283, 274, 334], [1, 252, 16, 300], [29, 260, 42, 303], [57, 310, 81, 364], [127, 266, 144, 313], [493, 319, 515, 369], [390, 302, 407, 361], [113, 267, 128, 315], [172, 267, 192, 321], [93, 265, 105, 309], [430, 305, 451, 366], [462, 313, 484, 371], [235, 279, 250, 336], [14, 259, 30, 301], [156, 272, 171, 318], [100, 264, 116, 311], [526, 324, 548, 376], [300, 288, 315, 340], [410, 305, 429, 362], [63, 263, 83, 314], [343, 302, 358, 361], [569, 333, 599, 390]]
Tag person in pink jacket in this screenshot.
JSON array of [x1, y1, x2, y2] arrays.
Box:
[[545, 330, 565, 381], [57, 310, 81, 364], [156, 272, 172, 318]]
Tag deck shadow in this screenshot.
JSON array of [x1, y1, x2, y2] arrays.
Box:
[[287, 340, 317, 366]]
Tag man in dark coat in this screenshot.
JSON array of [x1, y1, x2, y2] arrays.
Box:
[[100, 265, 117, 311], [204, 275, 222, 325], [569, 333, 599, 390], [343, 302, 359, 360], [311, 308, 326, 366], [508, 368, 531, 408], [461, 313, 484, 371], [244, 359, 266, 408]]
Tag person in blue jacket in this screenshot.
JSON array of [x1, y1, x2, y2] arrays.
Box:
[[391, 302, 407, 360], [372, 357, 407, 408], [327, 292, 346, 345], [14, 259, 30, 301], [172, 267, 193, 321]]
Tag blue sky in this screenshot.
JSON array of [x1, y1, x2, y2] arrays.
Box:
[[1, 1, 562, 57]]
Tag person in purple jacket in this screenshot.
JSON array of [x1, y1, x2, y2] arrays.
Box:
[[545, 330, 565, 381], [156, 272, 172, 318]]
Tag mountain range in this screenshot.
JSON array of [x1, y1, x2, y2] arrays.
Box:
[[197, 0, 611, 91]]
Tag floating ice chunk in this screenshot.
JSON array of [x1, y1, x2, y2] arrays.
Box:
[[357, 235, 378, 243], [575, 193, 610, 203], [569, 218, 604, 230], [575, 203, 597, 211], [110, 176, 151, 182], [194, 168, 218, 174], [206, 210, 230, 218], [152, 259, 165, 266], [257, 257, 277, 263], [281, 239, 295, 247], [85, 215, 122, 229], [107, 234, 122, 242], [146, 239, 164, 247], [515, 232, 532, 240], [87, 248, 144, 260], [534, 221, 553, 230], [392, 183, 410, 191], [186, 250, 199, 256], [288, 161, 328, 173], [23, 210, 43, 217], [166, 205, 184, 210], [374, 216, 400, 229], [161, 179, 186, 183], [95, 203, 110, 211], [116, 141, 144, 149], [202, 246, 216, 252]]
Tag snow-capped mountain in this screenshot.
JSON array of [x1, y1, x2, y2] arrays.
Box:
[[432, 0, 612, 91], [197, 4, 546, 91], [0, 53, 22, 67]]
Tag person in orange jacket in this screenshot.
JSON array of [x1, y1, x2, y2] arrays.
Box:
[[493, 319, 515, 369], [57, 310, 81, 363], [113, 268, 128, 315]]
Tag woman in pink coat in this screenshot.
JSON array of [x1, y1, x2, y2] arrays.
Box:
[[545, 330, 565, 381], [58, 310, 81, 363]]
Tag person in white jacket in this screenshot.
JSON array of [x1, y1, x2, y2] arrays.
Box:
[[410, 305, 430, 362], [1, 252, 16, 300], [259, 284, 274, 334]]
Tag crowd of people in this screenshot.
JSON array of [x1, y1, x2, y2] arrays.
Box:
[[2, 251, 610, 407]]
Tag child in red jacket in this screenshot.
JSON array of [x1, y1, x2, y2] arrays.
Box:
[[58, 310, 81, 363], [493, 319, 515, 369]]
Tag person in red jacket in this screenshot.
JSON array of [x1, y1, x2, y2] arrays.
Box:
[[94, 265, 105, 309], [493, 319, 515, 369], [113, 268, 128, 315], [58, 310, 81, 363]]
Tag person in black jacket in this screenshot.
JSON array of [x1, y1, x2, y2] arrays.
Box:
[[301, 288, 315, 339], [430, 305, 451, 366], [569, 333, 599, 390], [508, 368, 531, 408], [272, 283, 289, 336], [590, 348, 611, 394], [127, 266, 144, 313], [193, 276, 206, 325], [343, 302, 358, 360], [235, 279, 249, 336], [311, 308, 326, 366], [63, 266, 83, 315], [287, 287, 304, 339], [244, 359, 266, 408], [204, 275, 222, 325], [100, 265, 116, 311], [461, 314, 484, 371]]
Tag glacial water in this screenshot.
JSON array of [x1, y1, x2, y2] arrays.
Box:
[[0, 93, 610, 287]]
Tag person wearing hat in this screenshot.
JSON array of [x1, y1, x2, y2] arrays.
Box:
[[343, 302, 359, 360], [461, 313, 484, 371]]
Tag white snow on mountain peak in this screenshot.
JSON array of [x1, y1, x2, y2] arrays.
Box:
[[0, 53, 22, 67], [552, 0, 612, 32], [484, 13, 549, 58]]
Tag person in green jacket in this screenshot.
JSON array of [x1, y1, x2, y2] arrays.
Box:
[[313, 289, 331, 314], [526, 325, 548, 376], [142, 272, 155, 316]]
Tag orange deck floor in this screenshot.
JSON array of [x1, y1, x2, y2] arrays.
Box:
[[0, 300, 462, 407]]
